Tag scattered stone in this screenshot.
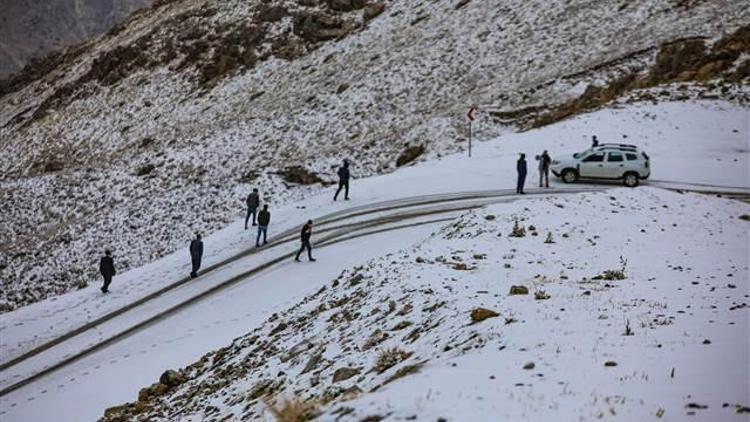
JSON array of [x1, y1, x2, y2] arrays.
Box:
[[332, 367, 360, 383], [523, 362, 535, 370], [136, 163, 155, 176], [604, 361, 618, 367], [363, 2, 386, 20], [269, 321, 288, 336], [396, 144, 425, 167], [470, 307, 499, 323], [158, 369, 184, 388], [509, 285, 529, 295]]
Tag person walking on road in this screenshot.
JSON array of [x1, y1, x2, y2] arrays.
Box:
[[516, 153, 527, 194], [591, 135, 599, 148], [538, 150, 551, 188], [245, 188, 260, 229], [295, 220, 316, 262], [256, 205, 270, 247], [100, 250, 115, 294], [190, 234, 204, 278], [334, 160, 351, 201]]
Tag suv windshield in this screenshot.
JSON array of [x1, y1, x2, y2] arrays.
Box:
[[573, 148, 593, 159]]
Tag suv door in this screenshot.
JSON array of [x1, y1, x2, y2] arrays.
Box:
[[606, 152, 625, 178], [579, 152, 606, 177]]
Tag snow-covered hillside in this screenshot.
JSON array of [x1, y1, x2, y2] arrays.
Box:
[[0, 98, 747, 421], [99, 186, 750, 421], [1, 0, 748, 310]]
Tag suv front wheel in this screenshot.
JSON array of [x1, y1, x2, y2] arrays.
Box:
[[561, 169, 578, 184], [623, 172, 639, 187]]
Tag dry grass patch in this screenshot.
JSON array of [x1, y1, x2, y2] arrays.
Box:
[[266, 397, 319, 422], [373, 348, 412, 373]]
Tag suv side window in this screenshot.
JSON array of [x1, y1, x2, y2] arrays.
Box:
[[582, 152, 605, 162], [626, 153, 638, 161], [608, 152, 624, 162]]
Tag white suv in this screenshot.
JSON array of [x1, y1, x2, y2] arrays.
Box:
[[550, 144, 651, 187]]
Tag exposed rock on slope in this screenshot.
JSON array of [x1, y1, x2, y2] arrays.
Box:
[[0, 0, 748, 310]]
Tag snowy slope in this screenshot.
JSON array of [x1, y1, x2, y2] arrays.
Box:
[[99, 187, 750, 421], [1, 0, 748, 310], [0, 99, 747, 422]]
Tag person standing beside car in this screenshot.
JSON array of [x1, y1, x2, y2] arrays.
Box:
[[516, 153, 527, 194], [539, 150, 551, 188]]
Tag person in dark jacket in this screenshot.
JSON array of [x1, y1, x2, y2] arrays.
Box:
[[333, 160, 350, 201], [591, 135, 599, 148], [99, 250, 115, 294], [245, 188, 260, 229], [516, 153, 527, 194], [538, 150, 551, 188], [256, 205, 270, 247], [295, 220, 316, 262], [190, 234, 204, 278]]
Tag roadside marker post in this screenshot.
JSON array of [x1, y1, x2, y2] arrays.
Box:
[[467, 106, 476, 157]]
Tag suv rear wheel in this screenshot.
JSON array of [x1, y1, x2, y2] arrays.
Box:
[[623, 172, 639, 187], [561, 169, 578, 184]]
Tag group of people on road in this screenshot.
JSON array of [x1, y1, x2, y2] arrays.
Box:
[[97, 160, 354, 292], [515, 135, 600, 193], [245, 188, 272, 247], [101, 137, 611, 293], [516, 149, 552, 194]]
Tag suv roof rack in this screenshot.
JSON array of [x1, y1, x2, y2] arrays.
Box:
[[599, 143, 638, 149]]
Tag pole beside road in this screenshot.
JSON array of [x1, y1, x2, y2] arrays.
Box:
[[467, 106, 476, 158]]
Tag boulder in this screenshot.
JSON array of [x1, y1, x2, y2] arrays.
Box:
[[332, 367, 360, 383], [470, 307, 499, 323], [159, 369, 185, 387], [509, 285, 529, 295], [396, 145, 425, 167]]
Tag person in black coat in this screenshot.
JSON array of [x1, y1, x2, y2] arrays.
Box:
[[538, 150, 551, 188], [190, 234, 204, 278], [591, 135, 599, 148], [99, 250, 115, 294], [333, 160, 350, 201], [295, 220, 316, 262], [516, 153, 527, 194], [256, 205, 270, 247], [245, 188, 260, 229]]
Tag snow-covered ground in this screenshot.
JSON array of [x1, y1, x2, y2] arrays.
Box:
[[99, 187, 750, 421], [0, 99, 748, 421]]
